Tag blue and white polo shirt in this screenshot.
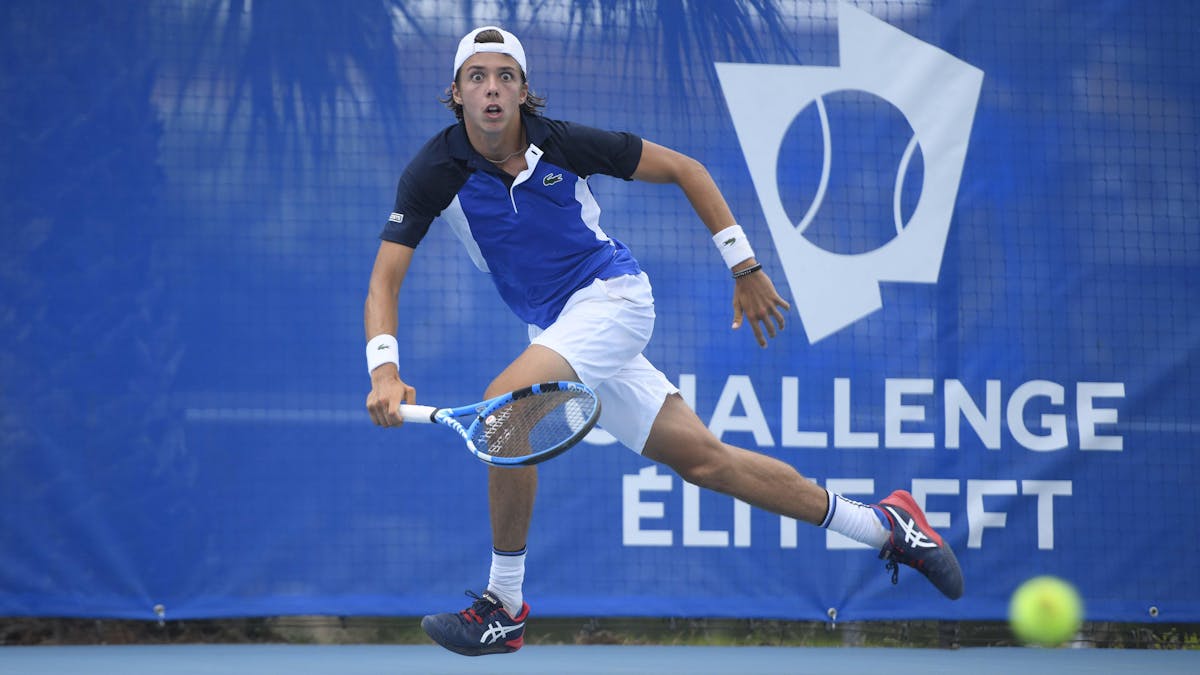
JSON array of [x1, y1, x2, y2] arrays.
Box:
[[381, 114, 644, 328]]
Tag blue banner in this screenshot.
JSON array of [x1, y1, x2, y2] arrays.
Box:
[[1, 0, 1197, 624]]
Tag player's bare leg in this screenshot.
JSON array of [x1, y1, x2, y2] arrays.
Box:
[[641, 394, 828, 523], [483, 344, 579, 597], [484, 343, 579, 546], [642, 393, 963, 599]]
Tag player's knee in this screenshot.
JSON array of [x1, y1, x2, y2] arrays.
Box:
[[676, 461, 722, 492], [667, 442, 732, 492]]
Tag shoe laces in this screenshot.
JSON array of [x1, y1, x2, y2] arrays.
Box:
[[880, 543, 901, 585], [460, 590, 503, 624], [885, 558, 900, 585]]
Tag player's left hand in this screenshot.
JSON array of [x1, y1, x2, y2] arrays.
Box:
[[731, 263, 790, 347]]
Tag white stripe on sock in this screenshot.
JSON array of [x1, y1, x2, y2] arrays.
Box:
[[824, 494, 889, 549]]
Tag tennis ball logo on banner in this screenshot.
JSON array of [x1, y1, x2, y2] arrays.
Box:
[[716, 3, 984, 343]]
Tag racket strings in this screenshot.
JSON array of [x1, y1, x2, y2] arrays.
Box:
[[473, 390, 595, 458]]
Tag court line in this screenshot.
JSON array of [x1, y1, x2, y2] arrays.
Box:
[[1, 644, 1197, 675]]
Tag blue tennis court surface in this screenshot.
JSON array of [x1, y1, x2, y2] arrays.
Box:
[[2, 644, 1196, 675]]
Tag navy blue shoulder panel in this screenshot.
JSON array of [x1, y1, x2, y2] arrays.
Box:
[[532, 117, 643, 181], [381, 125, 470, 247]]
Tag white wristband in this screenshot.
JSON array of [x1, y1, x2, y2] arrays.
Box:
[[366, 334, 399, 374], [712, 224, 755, 269]]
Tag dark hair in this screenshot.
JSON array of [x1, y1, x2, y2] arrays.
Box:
[[441, 28, 546, 120]]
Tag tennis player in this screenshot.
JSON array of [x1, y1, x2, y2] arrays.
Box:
[[364, 26, 963, 656]]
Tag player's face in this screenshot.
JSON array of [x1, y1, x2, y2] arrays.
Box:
[[453, 53, 528, 134]]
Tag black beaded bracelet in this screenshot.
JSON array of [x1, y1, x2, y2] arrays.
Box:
[[732, 263, 763, 279]]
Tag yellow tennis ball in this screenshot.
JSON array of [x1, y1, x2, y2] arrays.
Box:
[[1008, 576, 1084, 647]]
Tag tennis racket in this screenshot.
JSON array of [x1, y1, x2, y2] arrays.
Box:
[[397, 381, 601, 467]]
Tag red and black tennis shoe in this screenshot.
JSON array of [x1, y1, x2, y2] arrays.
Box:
[[876, 490, 964, 600], [421, 590, 528, 656]]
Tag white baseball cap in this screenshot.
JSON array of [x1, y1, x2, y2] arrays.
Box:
[[453, 26, 527, 81]]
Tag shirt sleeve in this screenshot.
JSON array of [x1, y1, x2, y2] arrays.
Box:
[[380, 133, 467, 246], [552, 120, 644, 181]]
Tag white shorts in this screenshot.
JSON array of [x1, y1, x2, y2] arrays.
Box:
[[528, 273, 679, 453]]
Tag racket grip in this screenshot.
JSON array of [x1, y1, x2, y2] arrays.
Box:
[[397, 404, 438, 423]]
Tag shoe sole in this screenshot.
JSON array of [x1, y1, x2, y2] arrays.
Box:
[[420, 615, 523, 656]]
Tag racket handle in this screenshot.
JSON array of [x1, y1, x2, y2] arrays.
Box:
[[397, 404, 438, 423]]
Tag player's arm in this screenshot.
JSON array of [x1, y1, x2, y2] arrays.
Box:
[[631, 139, 790, 348], [365, 240, 417, 426]]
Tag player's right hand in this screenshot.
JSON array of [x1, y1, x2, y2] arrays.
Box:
[[366, 364, 416, 427]]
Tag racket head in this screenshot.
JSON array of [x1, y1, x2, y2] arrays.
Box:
[[463, 381, 600, 466]]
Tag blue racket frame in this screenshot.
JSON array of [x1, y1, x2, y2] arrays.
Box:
[[399, 381, 601, 466]]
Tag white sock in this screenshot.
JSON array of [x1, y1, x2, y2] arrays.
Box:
[[820, 491, 890, 549], [487, 547, 526, 617]]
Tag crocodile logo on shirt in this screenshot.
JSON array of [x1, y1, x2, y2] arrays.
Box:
[[543, 173, 563, 187]]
